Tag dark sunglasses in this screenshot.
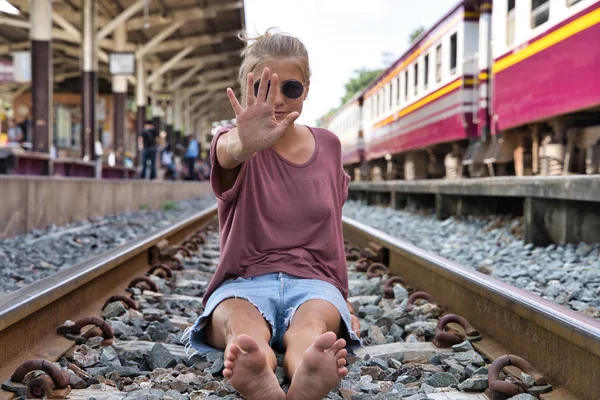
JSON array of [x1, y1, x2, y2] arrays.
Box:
[[253, 79, 306, 99]]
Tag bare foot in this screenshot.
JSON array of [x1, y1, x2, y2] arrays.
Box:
[[286, 331, 348, 400], [222, 334, 285, 400]]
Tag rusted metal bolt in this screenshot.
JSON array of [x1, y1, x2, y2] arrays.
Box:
[[148, 264, 173, 279], [57, 316, 114, 346], [406, 291, 434, 311], [383, 276, 407, 299], [11, 360, 70, 389], [366, 263, 388, 279], [102, 294, 139, 311], [345, 246, 361, 261], [488, 355, 549, 398], [128, 276, 159, 292], [355, 257, 370, 272], [434, 314, 480, 347]]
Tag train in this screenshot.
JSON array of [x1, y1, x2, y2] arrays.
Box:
[[325, 0, 600, 180]]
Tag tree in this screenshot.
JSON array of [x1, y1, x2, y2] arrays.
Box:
[[341, 68, 383, 104], [409, 26, 425, 44]]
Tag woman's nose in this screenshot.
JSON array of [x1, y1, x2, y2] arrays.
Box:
[[274, 89, 286, 106]]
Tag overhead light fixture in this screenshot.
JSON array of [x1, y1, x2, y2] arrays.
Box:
[[0, 0, 20, 15]]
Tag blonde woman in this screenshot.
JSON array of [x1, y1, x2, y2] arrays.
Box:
[[185, 29, 361, 400]]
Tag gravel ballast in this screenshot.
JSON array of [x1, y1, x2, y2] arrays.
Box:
[[0, 196, 216, 296], [342, 200, 600, 319]]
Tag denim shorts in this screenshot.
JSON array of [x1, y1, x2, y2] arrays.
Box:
[[183, 272, 362, 355]]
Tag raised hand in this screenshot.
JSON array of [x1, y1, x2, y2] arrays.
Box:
[[226, 67, 300, 159]]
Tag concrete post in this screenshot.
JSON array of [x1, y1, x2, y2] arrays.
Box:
[[112, 23, 127, 165], [136, 57, 147, 166], [173, 90, 182, 149], [29, 0, 52, 156], [151, 66, 162, 133], [81, 0, 98, 160]]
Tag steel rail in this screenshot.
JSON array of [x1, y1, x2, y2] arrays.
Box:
[[343, 216, 600, 400], [0, 204, 218, 398]]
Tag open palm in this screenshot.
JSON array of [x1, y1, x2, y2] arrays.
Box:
[[226, 67, 299, 154]]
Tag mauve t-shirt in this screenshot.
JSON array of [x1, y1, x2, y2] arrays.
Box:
[[202, 125, 351, 306]]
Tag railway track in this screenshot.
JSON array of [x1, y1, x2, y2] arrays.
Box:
[[0, 205, 598, 400]]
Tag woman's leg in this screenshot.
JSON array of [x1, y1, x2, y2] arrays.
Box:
[[283, 300, 348, 400], [204, 298, 285, 400]]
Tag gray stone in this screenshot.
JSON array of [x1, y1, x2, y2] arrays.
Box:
[[465, 364, 488, 378], [451, 340, 474, 352], [124, 388, 166, 400], [204, 357, 224, 375], [100, 346, 122, 367], [148, 343, 177, 370], [458, 374, 488, 391], [453, 350, 485, 366], [102, 302, 128, 319], [368, 325, 387, 344], [404, 322, 436, 338], [395, 375, 417, 384], [520, 372, 536, 386], [393, 284, 408, 302], [419, 383, 435, 394], [404, 394, 429, 400], [507, 395, 538, 400], [424, 372, 459, 387]]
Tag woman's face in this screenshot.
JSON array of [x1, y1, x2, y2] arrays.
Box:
[[251, 58, 309, 122]]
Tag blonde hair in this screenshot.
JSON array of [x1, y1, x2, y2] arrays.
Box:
[[237, 28, 311, 106]]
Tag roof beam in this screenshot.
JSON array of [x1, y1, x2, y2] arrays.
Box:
[[146, 45, 195, 86], [96, 0, 145, 41], [142, 30, 238, 54], [126, 1, 243, 31], [168, 64, 204, 92], [52, 12, 80, 40], [171, 51, 238, 70], [136, 20, 186, 59]]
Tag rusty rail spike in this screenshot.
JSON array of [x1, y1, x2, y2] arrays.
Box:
[[102, 294, 139, 311], [406, 291, 434, 311], [57, 316, 114, 345], [11, 359, 70, 388], [178, 246, 192, 257], [167, 259, 184, 271], [434, 314, 480, 347], [148, 264, 173, 279], [355, 257, 370, 272], [345, 246, 361, 261], [383, 276, 407, 299], [488, 355, 549, 398], [128, 276, 159, 292], [366, 263, 388, 279]]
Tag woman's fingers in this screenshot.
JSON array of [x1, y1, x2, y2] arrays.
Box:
[[245, 72, 255, 107], [266, 73, 278, 107], [256, 67, 270, 102], [279, 111, 300, 129], [226, 88, 243, 116]]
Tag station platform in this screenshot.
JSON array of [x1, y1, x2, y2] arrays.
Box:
[[349, 176, 600, 246]]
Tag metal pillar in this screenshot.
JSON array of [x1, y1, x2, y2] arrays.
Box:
[[30, 0, 52, 154], [112, 24, 127, 165], [136, 57, 147, 166], [81, 0, 98, 160], [166, 100, 173, 149], [151, 67, 162, 134], [173, 90, 182, 149]]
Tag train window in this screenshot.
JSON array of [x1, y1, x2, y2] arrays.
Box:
[[396, 76, 401, 105], [436, 44, 442, 82], [531, 0, 550, 28], [567, 0, 582, 5], [414, 63, 418, 96], [450, 33, 457, 74], [424, 54, 429, 90], [389, 83, 393, 109], [507, 0, 516, 46], [405, 70, 409, 101]]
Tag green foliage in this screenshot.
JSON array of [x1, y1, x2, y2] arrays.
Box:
[[139, 203, 150, 211], [410, 26, 426, 44], [341, 68, 383, 104], [162, 201, 177, 211]]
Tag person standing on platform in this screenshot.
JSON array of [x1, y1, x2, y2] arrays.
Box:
[[140, 120, 158, 180], [7, 119, 23, 143], [184, 135, 199, 180]]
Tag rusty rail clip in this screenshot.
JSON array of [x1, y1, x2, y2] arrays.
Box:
[[6, 359, 71, 399], [102, 294, 139, 311], [433, 314, 480, 347], [366, 263, 389, 279], [406, 291, 434, 311], [383, 276, 407, 299], [148, 264, 173, 279], [57, 316, 114, 345], [487, 355, 551, 400], [128, 276, 159, 292], [355, 257, 370, 272]]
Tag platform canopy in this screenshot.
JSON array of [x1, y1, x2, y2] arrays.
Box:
[[0, 0, 245, 123]]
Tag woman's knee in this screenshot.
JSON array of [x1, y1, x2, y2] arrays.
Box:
[[210, 298, 272, 340]]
